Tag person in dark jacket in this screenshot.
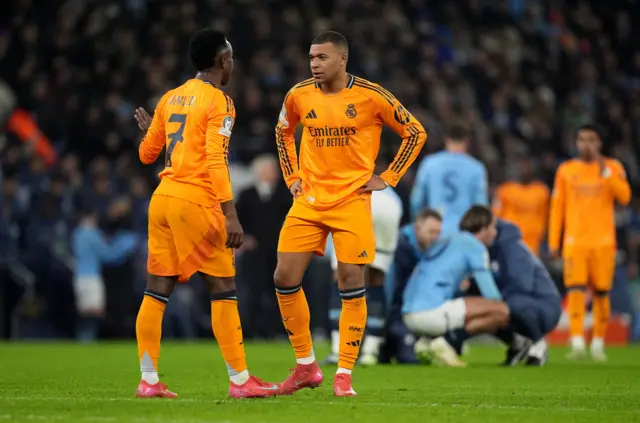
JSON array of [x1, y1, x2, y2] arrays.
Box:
[[444, 217, 562, 366]]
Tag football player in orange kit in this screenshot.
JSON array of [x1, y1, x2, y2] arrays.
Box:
[[549, 124, 631, 361], [273, 31, 427, 396], [133, 29, 278, 399], [493, 157, 550, 256]]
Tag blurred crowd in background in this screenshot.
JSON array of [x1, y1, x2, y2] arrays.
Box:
[[2, 0, 640, 341]]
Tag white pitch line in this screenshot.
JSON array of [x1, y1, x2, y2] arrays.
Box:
[[1, 396, 602, 413], [0, 415, 239, 423]]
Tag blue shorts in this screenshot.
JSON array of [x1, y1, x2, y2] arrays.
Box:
[[507, 295, 561, 342]]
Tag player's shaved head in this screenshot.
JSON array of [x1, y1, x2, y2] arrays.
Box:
[[312, 31, 349, 53], [189, 29, 232, 72]]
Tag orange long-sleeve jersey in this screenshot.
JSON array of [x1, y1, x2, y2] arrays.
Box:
[[548, 158, 631, 251], [275, 75, 427, 209], [493, 181, 550, 254], [139, 79, 235, 207]]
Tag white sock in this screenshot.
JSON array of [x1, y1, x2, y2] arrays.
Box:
[[571, 336, 586, 350], [229, 369, 250, 385], [140, 352, 159, 384], [361, 335, 383, 357], [296, 349, 316, 365], [331, 330, 340, 355], [528, 340, 547, 359], [141, 371, 159, 385], [591, 337, 604, 351], [336, 367, 352, 375]]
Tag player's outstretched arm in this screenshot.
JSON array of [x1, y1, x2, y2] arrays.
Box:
[[548, 166, 566, 256], [205, 97, 243, 248], [275, 90, 301, 191], [603, 160, 631, 205], [377, 93, 427, 187], [138, 95, 168, 165]]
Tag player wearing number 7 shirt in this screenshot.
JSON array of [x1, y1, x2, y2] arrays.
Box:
[[133, 29, 278, 399], [272, 31, 426, 397], [410, 123, 488, 237]]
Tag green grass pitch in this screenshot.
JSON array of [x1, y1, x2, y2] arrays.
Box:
[[1, 342, 639, 423]]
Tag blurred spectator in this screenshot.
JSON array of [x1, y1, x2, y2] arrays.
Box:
[[101, 197, 141, 339], [236, 154, 291, 339], [71, 206, 137, 342]]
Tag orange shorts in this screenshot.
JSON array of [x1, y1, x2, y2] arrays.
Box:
[[147, 195, 234, 281], [278, 193, 375, 265], [563, 246, 616, 291]]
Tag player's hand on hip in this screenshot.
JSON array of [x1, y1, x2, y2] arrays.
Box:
[[134, 107, 152, 132], [289, 180, 303, 198], [357, 175, 388, 194], [548, 248, 560, 260], [225, 216, 244, 249]]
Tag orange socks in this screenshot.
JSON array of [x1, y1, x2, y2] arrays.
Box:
[[591, 292, 610, 339], [210, 291, 248, 376], [136, 291, 167, 379], [338, 288, 367, 371], [566, 287, 586, 338], [275, 284, 314, 361]]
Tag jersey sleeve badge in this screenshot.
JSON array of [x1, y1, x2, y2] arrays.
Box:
[[219, 115, 234, 137], [279, 104, 289, 127]]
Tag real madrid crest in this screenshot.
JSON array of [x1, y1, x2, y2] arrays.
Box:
[[346, 103, 357, 118]]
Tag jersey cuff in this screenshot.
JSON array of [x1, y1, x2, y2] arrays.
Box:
[[379, 173, 396, 188], [285, 176, 300, 189]]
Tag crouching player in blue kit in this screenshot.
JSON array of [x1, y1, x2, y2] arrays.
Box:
[[400, 207, 510, 366], [382, 208, 443, 364], [439, 206, 562, 366]]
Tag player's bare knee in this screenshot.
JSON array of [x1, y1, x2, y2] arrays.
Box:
[[201, 274, 235, 294], [146, 275, 178, 297], [274, 252, 312, 288], [337, 263, 365, 291], [593, 289, 609, 297]]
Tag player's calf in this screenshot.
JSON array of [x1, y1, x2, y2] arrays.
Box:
[[203, 273, 279, 398], [464, 297, 510, 334], [358, 268, 386, 367], [136, 275, 177, 393], [334, 262, 367, 396], [273, 252, 324, 395], [590, 289, 610, 362]]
